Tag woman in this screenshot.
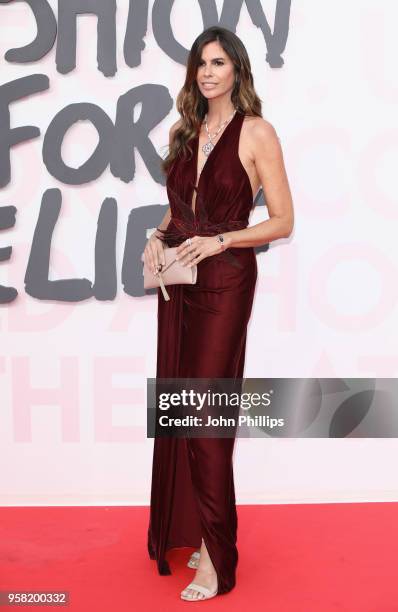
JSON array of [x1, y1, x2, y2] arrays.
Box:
[[144, 26, 294, 601]]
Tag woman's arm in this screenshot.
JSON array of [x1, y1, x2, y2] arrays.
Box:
[[151, 206, 171, 240], [143, 118, 181, 273], [224, 118, 294, 248]]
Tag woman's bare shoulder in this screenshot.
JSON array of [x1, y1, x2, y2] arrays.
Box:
[[240, 116, 280, 166], [243, 115, 280, 142]]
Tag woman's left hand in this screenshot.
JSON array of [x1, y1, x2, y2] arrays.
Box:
[[175, 235, 225, 267]]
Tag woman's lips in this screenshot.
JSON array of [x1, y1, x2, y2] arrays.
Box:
[[202, 83, 217, 89]]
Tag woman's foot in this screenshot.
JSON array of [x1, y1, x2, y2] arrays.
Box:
[[181, 539, 218, 601]]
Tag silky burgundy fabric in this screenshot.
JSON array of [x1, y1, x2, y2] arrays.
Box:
[[147, 110, 258, 595]]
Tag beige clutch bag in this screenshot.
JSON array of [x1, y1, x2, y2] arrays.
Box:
[[141, 247, 198, 301]]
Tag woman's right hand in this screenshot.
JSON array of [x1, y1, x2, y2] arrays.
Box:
[[143, 230, 166, 275]]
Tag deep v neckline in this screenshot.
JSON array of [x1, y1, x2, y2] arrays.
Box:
[[191, 110, 239, 211]]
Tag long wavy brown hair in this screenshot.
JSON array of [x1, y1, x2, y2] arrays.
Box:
[[161, 26, 263, 176]]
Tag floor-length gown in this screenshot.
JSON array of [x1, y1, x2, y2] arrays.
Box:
[[147, 109, 257, 595]]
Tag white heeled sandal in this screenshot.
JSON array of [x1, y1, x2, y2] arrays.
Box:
[[187, 550, 200, 569], [180, 582, 218, 601]]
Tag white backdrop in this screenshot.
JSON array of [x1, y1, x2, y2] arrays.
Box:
[[1, 0, 397, 506]]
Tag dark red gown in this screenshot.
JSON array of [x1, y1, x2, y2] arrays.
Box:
[[147, 109, 257, 595]]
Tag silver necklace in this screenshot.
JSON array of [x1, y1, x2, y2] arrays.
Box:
[[197, 108, 237, 177], [202, 108, 237, 156]]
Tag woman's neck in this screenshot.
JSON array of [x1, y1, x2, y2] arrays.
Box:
[[205, 101, 236, 126]]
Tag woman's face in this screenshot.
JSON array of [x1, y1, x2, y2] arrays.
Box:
[[196, 41, 235, 101]]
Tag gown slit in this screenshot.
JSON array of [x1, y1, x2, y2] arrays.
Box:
[[147, 109, 258, 595]]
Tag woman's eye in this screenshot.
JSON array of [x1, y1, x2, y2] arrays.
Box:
[[199, 61, 224, 66]]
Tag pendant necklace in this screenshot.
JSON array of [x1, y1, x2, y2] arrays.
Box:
[[197, 108, 237, 178]]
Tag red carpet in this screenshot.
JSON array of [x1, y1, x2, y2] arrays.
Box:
[[0, 503, 397, 611]]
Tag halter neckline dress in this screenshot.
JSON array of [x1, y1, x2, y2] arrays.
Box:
[[147, 109, 258, 595]]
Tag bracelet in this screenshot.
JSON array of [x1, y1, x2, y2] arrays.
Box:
[[216, 234, 226, 251]]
